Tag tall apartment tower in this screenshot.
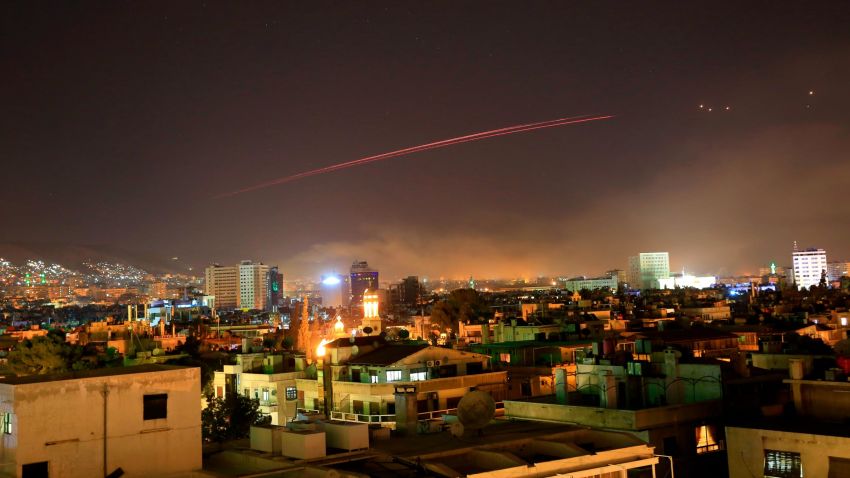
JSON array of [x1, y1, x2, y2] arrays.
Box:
[[350, 260, 379, 306], [267, 266, 284, 311], [627, 252, 671, 290], [204, 260, 271, 310], [792, 247, 828, 290]]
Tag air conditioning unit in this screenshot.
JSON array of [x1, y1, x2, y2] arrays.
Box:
[[434, 360, 441, 366], [426, 360, 435, 367]]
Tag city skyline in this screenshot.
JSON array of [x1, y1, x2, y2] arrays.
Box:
[[3, 3, 850, 280]]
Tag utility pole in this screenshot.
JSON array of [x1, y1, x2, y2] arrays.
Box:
[[101, 383, 109, 478]]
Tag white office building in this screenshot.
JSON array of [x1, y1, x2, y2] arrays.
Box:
[[792, 248, 828, 290], [628, 252, 671, 290]]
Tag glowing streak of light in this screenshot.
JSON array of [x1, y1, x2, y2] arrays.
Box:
[[216, 114, 615, 198]]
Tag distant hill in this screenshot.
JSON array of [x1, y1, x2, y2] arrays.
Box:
[[0, 242, 188, 274]]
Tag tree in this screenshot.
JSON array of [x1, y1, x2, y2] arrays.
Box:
[[202, 393, 270, 442], [7, 333, 88, 375], [430, 288, 490, 332]]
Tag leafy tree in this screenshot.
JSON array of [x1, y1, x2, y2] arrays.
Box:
[[834, 339, 850, 357], [7, 333, 88, 375], [175, 335, 202, 357], [202, 393, 271, 442], [430, 288, 490, 332]]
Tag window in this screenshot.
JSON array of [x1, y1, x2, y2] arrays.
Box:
[[386, 370, 402, 382], [143, 394, 168, 420], [22, 461, 48, 478], [285, 386, 297, 401], [829, 456, 850, 478], [216, 386, 223, 398], [765, 450, 802, 478], [262, 388, 269, 402], [695, 425, 721, 453], [370, 373, 379, 384], [466, 362, 483, 374], [3, 413, 11, 434], [410, 370, 427, 381], [499, 353, 511, 364]]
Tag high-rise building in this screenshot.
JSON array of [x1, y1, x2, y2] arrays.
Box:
[[267, 267, 283, 311], [239, 260, 270, 310], [400, 276, 422, 306], [204, 260, 271, 310], [627, 252, 670, 290], [205, 264, 238, 309], [605, 269, 627, 285], [792, 248, 828, 290], [827, 261, 850, 282], [349, 260, 378, 305]]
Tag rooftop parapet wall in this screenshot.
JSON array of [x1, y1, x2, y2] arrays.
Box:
[[503, 398, 722, 431]]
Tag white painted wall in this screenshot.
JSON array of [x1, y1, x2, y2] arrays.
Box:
[[0, 366, 201, 478]]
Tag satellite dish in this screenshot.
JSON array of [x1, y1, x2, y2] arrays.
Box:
[[456, 390, 496, 431]]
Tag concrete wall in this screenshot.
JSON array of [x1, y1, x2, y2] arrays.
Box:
[[0, 367, 201, 478], [727, 426, 850, 478], [503, 399, 722, 432]]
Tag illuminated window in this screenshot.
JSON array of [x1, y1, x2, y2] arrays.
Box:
[[499, 353, 511, 363], [262, 388, 269, 402], [2, 413, 11, 434], [764, 450, 802, 478], [410, 370, 427, 381], [370, 372, 379, 384], [285, 386, 297, 400], [386, 370, 402, 382], [695, 425, 721, 453]]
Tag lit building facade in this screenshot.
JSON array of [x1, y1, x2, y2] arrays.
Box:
[[361, 289, 381, 333], [827, 260, 849, 282], [627, 252, 671, 290], [792, 248, 828, 290], [205, 260, 272, 310], [563, 274, 617, 292], [349, 260, 378, 305], [205, 264, 238, 308], [658, 273, 716, 289]]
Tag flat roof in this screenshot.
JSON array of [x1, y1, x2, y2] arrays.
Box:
[[347, 344, 429, 366], [0, 364, 195, 385], [470, 340, 593, 349], [728, 416, 850, 439]]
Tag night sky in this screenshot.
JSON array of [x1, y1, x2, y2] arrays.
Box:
[[3, 2, 850, 280]]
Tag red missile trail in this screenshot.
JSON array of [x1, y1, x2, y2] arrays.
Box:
[[216, 114, 615, 198]]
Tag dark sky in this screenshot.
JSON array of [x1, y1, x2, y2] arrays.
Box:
[[2, 1, 850, 280]]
